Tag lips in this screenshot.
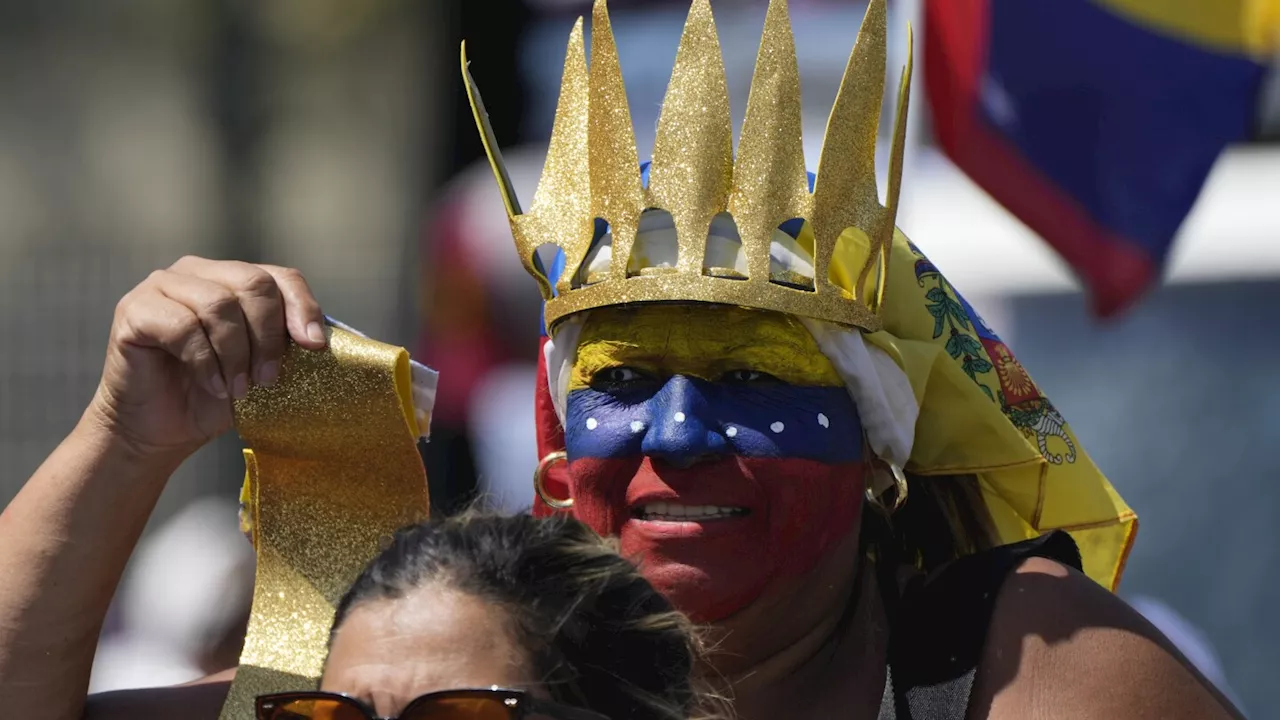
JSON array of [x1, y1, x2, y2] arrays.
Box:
[[602, 457, 771, 544], [622, 458, 762, 519], [566, 455, 766, 544]]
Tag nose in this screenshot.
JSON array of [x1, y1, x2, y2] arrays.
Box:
[[640, 375, 730, 468]]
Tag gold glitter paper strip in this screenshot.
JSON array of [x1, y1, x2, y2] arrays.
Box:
[[218, 326, 430, 720], [648, 0, 733, 274], [728, 0, 812, 284], [238, 454, 257, 546]]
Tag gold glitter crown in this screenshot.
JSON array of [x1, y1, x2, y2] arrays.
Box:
[[462, 0, 912, 332]]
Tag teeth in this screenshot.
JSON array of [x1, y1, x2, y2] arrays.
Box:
[[638, 503, 747, 520]]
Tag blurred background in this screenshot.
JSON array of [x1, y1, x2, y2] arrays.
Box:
[[0, 0, 1276, 714]]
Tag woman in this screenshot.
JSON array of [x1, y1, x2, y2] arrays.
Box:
[[92, 512, 707, 720], [270, 512, 703, 720]]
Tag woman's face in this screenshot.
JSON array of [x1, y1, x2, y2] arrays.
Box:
[[322, 585, 536, 716], [564, 304, 866, 622]]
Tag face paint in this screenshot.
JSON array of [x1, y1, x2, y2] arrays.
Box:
[[565, 305, 865, 622]]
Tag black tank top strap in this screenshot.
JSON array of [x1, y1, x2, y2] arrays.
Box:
[[876, 531, 1083, 720]]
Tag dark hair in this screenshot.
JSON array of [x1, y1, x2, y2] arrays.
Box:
[[863, 472, 1000, 573], [330, 512, 702, 720]]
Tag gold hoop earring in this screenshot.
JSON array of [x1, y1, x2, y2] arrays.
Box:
[[865, 460, 909, 514], [863, 434, 908, 515], [533, 450, 573, 510]]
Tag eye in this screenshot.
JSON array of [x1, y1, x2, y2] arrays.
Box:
[[721, 369, 777, 384], [593, 366, 647, 384]]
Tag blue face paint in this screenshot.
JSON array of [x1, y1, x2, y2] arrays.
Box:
[[565, 375, 862, 466]]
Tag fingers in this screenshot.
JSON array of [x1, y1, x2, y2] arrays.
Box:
[[115, 284, 228, 399], [117, 257, 325, 402], [170, 257, 326, 352], [170, 257, 293, 386], [111, 257, 325, 406], [168, 257, 326, 386], [259, 264, 327, 351], [153, 273, 254, 399]]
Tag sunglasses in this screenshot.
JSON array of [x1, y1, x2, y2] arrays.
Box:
[[256, 688, 612, 720]]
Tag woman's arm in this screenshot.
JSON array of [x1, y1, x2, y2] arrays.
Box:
[[972, 557, 1244, 720], [0, 257, 324, 720], [0, 417, 189, 719]]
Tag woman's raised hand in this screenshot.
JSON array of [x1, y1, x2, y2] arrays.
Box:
[[87, 256, 327, 463]]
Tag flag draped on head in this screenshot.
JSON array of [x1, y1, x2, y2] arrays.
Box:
[[926, 0, 1277, 316], [531, 226, 1138, 592]]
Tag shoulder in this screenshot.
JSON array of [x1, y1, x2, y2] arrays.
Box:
[[82, 669, 234, 720], [969, 556, 1242, 720]]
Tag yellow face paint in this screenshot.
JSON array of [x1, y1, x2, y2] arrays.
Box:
[[571, 304, 843, 390]]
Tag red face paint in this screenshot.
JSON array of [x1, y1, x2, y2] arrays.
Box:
[[569, 456, 864, 622]]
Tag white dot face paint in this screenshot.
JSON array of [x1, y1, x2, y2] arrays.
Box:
[[630, 420, 645, 433], [674, 412, 686, 423], [725, 426, 738, 438], [586, 417, 598, 431], [770, 421, 785, 434], [817, 413, 829, 428]]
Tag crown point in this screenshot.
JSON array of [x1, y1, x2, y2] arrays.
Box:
[[587, 0, 644, 282], [462, 35, 524, 221], [513, 8, 592, 300], [730, 0, 809, 283], [650, 0, 732, 273], [811, 0, 900, 310]]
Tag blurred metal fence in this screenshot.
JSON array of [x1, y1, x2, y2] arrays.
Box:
[[0, 0, 443, 526]]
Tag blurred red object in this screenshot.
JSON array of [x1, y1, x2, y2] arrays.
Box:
[[417, 196, 506, 429]]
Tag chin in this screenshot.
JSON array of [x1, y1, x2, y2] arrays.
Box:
[[633, 553, 769, 624]]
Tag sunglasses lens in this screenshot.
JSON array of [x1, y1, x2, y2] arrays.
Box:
[[262, 697, 369, 720], [403, 696, 515, 720]]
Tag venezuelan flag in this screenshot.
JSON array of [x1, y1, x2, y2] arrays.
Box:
[[926, 0, 1276, 316]]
